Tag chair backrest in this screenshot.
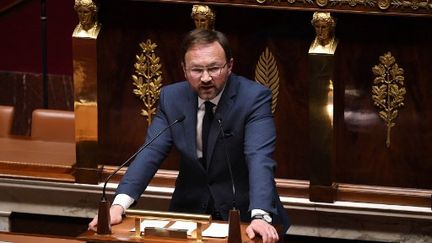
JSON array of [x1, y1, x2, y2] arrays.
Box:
[[31, 109, 75, 142], [0, 105, 15, 137]]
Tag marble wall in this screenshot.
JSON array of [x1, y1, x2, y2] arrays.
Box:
[[0, 71, 73, 136]]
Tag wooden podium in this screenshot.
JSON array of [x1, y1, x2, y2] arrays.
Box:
[[78, 217, 264, 243]]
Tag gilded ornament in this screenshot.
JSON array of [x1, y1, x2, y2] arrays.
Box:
[[254, 0, 431, 12], [378, 0, 391, 9], [132, 39, 163, 124], [371, 52, 406, 148], [316, 0, 329, 7], [255, 47, 280, 114], [392, 0, 430, 10], [256, 0, 315, 4], [329, 0, 376, 7]]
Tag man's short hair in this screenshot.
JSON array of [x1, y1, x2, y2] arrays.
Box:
[[181, 29, 232, 63]]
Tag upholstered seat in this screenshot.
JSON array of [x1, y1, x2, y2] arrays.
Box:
[[0, 105, 15, 137], [31, 109, 75, 142]]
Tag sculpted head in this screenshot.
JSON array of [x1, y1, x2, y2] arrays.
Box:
[[311, 12, 336, 46], [191, 5, 216, 30], [74, 0, 98, 31]]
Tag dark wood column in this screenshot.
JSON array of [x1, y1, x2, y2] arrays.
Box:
[[72, 28, 101, 184], [308, 54, 337, 203]]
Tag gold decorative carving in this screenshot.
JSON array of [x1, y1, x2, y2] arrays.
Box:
[[316, 0, 329, 7], [132, 39, 163, 124], [372, 52, 406, 148], [191, 5, 216, 30], [378, 0, 391, 9], [255, 0, 432, 13], [255, 0, 315, 4], [329, 0, 376, 7], [255, 47, 280, 114], [392, 0, 430, 10]]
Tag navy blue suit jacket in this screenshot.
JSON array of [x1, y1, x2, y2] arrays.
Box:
[[117, 74, 290, 232]]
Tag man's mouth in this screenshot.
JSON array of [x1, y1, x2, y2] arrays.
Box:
[[201, 85, 214, 91]]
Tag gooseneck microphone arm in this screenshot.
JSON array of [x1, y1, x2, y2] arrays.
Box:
[[101, 115, 186, 200], [97, 115, 185, 235], [216, 117, 236, 210], [216, 116, 242, 243]]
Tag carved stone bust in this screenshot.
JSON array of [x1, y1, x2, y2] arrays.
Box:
[[309, 12, 338, 55]]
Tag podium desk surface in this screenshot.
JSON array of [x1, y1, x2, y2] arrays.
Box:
[[0, 231, 83, 243], [0, 136, 75, 182], [78, 217, 264, 243], [0, 136, 75, 166]]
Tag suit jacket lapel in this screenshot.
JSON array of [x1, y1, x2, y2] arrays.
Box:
[[184, 88, 199, 163]]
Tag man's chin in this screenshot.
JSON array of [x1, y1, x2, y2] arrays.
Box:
[[198, 91, 217, 100]]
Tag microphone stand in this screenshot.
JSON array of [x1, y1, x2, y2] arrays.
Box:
[[40, 0, 48, 108], [217, 118, 241, 243], [228, 209, 241, 243], [97, 116, 185, 235], [97, 197, 111, 234]]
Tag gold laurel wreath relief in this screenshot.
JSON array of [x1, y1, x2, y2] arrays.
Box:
[[371, 52, 406, 148], [132, 39, 163, 125], [255, 47, 280, 114]]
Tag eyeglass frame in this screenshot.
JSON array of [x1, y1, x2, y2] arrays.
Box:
[[185, 62, 228, 78]]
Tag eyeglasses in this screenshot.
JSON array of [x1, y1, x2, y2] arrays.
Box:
[[186, 63, 227, 78]]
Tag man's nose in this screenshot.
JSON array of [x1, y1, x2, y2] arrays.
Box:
[[200, 70, 212, 83]]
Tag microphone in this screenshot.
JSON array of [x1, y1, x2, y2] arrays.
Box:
[[97, 115, 185, 235], [215, 116, 241, 243]]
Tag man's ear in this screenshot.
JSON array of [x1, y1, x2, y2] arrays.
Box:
[[181, 62, 188, 79], [227, 58, 234, 74]]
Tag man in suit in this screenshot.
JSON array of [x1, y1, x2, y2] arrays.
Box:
[[89, 29, 289, 242]]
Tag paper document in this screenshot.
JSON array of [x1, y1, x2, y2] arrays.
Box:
[[202, 222, 229, 238], [168, 221, 197, 235]]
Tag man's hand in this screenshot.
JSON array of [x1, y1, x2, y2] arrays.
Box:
[[246, 219, 279, 243], [88, 204, 125, 231]]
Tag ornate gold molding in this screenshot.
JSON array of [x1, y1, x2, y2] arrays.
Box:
[[256, 0, 314, 5], [255, 47, 280, 114], [372, 52, 406, 148], [391, 0, 431, 10], [255, 0, 432, 13], [132, 39, 163, 125]]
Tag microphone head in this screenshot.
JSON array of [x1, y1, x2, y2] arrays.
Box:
[[176, 115, 186, 123]]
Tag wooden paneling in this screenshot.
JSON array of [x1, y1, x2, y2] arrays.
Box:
[[333, 14, 432, 189], [1, 0, 430, 208], [96, 2, 314, 180], [93, 1, 432, 206]]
